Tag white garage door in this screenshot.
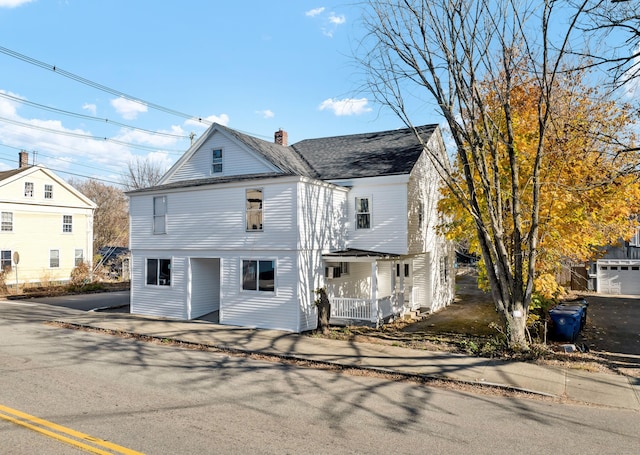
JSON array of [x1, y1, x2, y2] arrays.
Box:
[[598, 263, 640, 295]]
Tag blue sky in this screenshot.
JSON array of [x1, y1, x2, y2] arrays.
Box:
[[0, 0, 441, 186]]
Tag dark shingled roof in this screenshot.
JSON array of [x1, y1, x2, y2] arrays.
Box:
[[216, 124, 317, 177], [127, 172, 293, 194], [130, 124, 439, 193], [290, 124, 437, 180], [0, 167, 31, 182]]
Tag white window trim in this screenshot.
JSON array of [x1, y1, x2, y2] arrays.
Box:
[[355, 195, 372, 230], [245, 188, 264, 232], [24, 182, 34, 198], [145, 257, 172, 287], [212, 148, 223, 175], [629, 224, 640, 247], [63, 215, 73, 233], [75, 249, 84, 266], [44, 184, 53, 199], [1, 212, 13, 232], [240, 258, 276, 294], [1, 249, 12, 272], [153, 196, 167, 235], [49, 249, 60, 269]]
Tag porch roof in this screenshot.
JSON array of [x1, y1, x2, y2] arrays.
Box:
[[323, 248, 401, 262]]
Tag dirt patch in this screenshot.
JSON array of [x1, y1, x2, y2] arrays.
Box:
[[317, 272, 639, 378]]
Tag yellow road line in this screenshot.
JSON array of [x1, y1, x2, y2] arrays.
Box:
[[0, 404, 144, 455]]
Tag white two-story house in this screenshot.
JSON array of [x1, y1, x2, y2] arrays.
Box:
[[0, 151, 96, 288], [127, 124, 454, 332]]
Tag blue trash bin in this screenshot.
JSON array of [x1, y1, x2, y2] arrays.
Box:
[[549, 306, 582, 342], [557, 298, 588, 330]]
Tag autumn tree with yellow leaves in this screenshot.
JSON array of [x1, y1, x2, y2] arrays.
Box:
[[359, 0, 639, 349], [439, 69, 640, 296]]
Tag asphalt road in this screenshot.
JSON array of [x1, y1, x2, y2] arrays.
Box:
[[1, 301, 639, 454], [21, 290, 130, 312]]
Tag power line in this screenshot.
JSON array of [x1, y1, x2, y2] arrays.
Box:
[[0, 143, 126, 176], [0, 45, 212, 125], [0, 91, 191, 140], [0, 149, 124, 186], [0, 115, 187, 154]]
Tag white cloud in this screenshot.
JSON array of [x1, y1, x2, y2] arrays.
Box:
[[0, 0, 34, 8], [256, 109, 274, 119], [185, 113, 230, 128], [0, 90, 23, 116], [110, 97, 148, 120], [328, 13, 345, 25], [306, 7, 345, 38], [319, 97, 372, 116], [305, 7, 325, 17], [82, 103, 97, 116]]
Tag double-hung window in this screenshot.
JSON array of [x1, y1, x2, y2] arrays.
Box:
[[1, 250, 11, 272], [146, 258, 171, 286], [246, 189, 263, 231], [50, 249, 60, 268], [75, 249, 84, 266], [44, 184, 53, 199], [355, 197, 371, 229], [242, 260, 275, 292], [212, 149, 223, 174], [24, 182, 34, 197], [629, 224, 640, 247], [1, 212, 13, 232], [153, 196, 167, 234], [63, 215, 73, 233]]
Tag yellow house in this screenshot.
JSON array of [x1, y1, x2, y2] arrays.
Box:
[[0, 152, 96, 288]]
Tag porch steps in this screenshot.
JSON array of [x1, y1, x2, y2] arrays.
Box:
[[403, 308, 431, 321]]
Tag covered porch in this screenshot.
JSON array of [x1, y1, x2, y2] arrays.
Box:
[[323, 249, 416, 327]]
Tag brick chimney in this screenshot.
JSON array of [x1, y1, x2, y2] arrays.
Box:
[[19, 150, 29, 168], [274, 129, 288, 146]]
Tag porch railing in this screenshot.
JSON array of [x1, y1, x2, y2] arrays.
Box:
[[330, 293, 404, 324]]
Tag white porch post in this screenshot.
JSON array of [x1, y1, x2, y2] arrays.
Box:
[[370, 261, 378, 322], [399, 260, 405, 304]]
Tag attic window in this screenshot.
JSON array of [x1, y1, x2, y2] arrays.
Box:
[[24, 182, 34, 197], [212, 149, 223, 174], [44, 184, 53, 199]]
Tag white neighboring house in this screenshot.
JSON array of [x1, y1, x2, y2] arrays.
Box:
[[0, 152, 96, 287], [127, 124, 455, 332]]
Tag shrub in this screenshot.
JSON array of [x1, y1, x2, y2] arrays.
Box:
[[69, 261, 91, 287]]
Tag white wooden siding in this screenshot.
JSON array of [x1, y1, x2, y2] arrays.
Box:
[[220, 254, 299, 331], [326, 263, 372, 299], [129, 178, 299, 251], [130, 253, 187, 319], [166, 130, 279, 183], [130, 250, 302, 331], [407, 144, 440, 255], [330, 175, 409, 255], [297, 179, 348, 252]]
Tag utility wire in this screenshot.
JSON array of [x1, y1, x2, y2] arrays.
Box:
[[0, 143, 127, 176], [0, 45, 212, 125], [0, 115, 187, 154], [0, 91, 190, 140], [0, 149, 124, 186]]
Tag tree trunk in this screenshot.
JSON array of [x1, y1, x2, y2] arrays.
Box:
[[316, 288, 331, 335]]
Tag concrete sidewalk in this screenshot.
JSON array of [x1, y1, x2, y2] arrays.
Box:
[[53, 312, 640, 411]]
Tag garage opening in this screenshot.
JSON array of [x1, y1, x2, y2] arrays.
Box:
[[189, 258, 221, 320]]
